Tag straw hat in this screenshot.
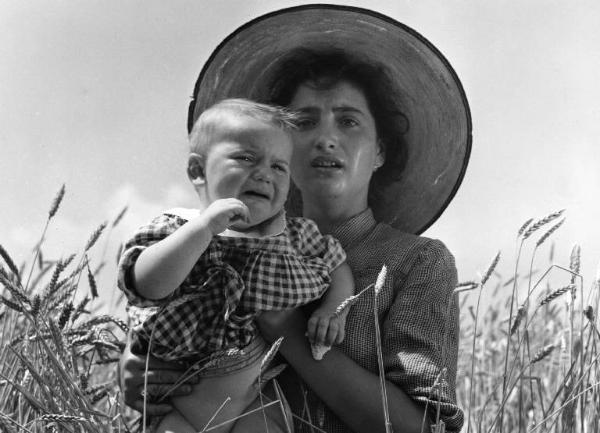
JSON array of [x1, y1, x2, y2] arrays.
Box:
[[188, 4, 471, 234]]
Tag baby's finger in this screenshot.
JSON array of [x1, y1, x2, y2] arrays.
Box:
[[306, 316, 319, 344], [335, 326, 345, 345], [324, 320, 340, 346], [315, 319, 329, 346], [230, 202, 251, 224]]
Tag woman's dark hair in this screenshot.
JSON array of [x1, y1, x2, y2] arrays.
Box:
[[266, 48, 409, 207]]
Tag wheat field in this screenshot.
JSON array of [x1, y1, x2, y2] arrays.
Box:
[[1, 186, 598, 432]]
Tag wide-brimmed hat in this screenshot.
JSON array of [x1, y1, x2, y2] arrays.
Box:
[[188, 4, 471, 234]]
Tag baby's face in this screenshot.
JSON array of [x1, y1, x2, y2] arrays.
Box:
[[203, 115, 292, 228]]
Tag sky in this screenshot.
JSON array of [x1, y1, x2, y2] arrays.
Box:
[[1, 0, 599, 311]]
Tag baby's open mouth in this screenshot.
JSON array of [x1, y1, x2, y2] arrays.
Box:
[[242, 190, 270, 200]]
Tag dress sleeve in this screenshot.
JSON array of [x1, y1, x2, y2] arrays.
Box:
[[117, 213, 186, 308], [382, 239, 464, 432], [286, 217, 346, 272]]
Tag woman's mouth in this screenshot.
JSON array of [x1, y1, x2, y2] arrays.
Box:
[[311, 156, 343, 169]]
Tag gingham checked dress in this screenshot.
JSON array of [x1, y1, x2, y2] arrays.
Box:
[[118, 211, 346, 363]]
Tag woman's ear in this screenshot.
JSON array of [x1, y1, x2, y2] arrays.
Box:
[[374, 139, 386, 171], [187, 153, 206, 186]]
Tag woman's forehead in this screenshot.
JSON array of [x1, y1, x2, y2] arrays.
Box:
[[289, 80, 371, 113]]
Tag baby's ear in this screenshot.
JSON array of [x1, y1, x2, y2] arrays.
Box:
[[187, 153, 206, 185]]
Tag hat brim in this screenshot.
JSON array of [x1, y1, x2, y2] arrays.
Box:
[[188, 4, 472, 235]]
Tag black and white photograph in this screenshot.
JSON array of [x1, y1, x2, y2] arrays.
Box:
[[1, 1, 598, 432]]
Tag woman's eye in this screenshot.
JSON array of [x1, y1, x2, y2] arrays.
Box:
[[340, 117, 359, 127]]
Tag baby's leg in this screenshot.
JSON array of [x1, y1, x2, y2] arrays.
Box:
[[157, 352, 263, 433], [231, 380, 295, 433], [177, 362, 261, 432], [154, 410, 196, 433]]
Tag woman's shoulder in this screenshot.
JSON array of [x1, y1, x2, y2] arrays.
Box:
[[362, 222, 455, 275]]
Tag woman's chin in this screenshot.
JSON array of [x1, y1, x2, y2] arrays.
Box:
[[302, 181, 346, 200]]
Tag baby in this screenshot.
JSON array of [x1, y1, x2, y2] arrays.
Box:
[[118, 99, 354, 433]]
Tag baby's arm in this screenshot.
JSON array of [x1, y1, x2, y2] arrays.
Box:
[[306, 262, 354, 347], [134, 199, 249, 300]]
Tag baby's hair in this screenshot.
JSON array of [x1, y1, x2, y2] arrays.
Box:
[[189, 98, 298, 154]]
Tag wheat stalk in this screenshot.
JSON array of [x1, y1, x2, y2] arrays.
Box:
[[85, 222, 108, 252], [0, 245, 20, 281], [540, 285, 575, 306], [531, 344, 556, 364], [111, 205, 129, 227], [517, 217, 535, 236], [481, 252, 501, 287], [535, 218, 565, 247], [372, 265, 392, 433], [522, 209, 565, 240], [510, 302, 527, 336]]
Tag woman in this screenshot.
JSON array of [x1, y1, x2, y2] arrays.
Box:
[[120, 5, 471, 433]]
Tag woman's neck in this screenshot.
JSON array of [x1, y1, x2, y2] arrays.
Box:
[[302, 197, 368, 234]]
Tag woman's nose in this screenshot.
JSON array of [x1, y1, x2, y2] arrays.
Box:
[[314, 126, 339, 151]]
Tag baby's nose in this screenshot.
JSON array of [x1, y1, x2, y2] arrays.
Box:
[[252, 165, 273, 182]]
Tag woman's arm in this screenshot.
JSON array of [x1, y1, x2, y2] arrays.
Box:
[[258, 309, 430, 433], [119, 331, 196, 414]]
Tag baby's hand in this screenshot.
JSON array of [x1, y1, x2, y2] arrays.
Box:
[[306, 307, 346, 348], [200, 198, 250, 235]]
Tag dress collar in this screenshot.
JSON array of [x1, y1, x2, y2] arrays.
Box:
[[328, 208, 377, 249]]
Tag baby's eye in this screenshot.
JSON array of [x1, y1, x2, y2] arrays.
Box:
[[234, 154, 254, 163], [272, 163, 289, 173], [295, 117, 317, 130]]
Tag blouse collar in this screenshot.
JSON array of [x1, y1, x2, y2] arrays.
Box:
[[328, 208, 377, 249]]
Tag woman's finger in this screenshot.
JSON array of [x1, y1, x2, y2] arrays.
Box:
[[143, 369, 196, 385], [130, 399, 173, 416], [143, 383, 193, 400], [161, 383, 194, 397]]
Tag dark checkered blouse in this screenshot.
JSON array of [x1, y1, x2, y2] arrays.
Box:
[[281, 209, 464, 433], [118, 211, 346, 362]]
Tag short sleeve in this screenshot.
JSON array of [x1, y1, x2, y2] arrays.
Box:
[[117, 213, 187, 308], [382, 239, 463, 432], [286, 217, 346, 272]]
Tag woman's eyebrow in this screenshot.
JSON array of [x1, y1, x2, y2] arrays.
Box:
[[332, 106, 364, 115], [294, 106, 364, 114]]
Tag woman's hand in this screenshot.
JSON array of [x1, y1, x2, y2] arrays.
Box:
[[119, 334, 197, 415]]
